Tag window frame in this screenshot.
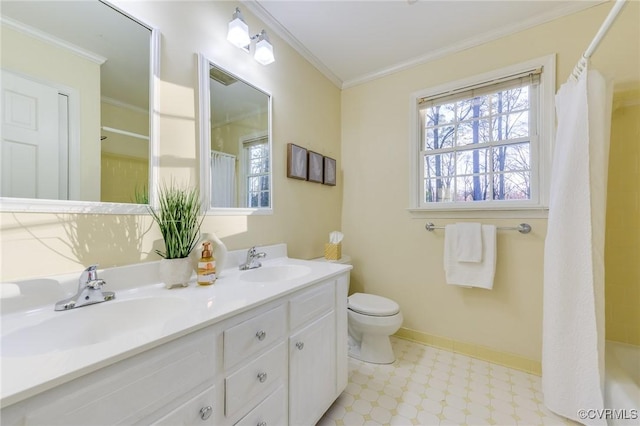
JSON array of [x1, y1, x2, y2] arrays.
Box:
[[241, 135, 270, 209], [409, 55, 555, 214]]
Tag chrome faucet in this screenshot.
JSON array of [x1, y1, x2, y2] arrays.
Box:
[[239, 246, 266, 270], [54, 264, 115, 311]]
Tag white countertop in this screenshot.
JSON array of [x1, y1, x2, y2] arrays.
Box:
[[0, 244, 351, 407]]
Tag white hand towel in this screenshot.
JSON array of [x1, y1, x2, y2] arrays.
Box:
[[444, 224, 497, 289], [455, 222, 483, 262]]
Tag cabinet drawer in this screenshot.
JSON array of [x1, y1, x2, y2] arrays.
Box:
[[234, 385, 286, 426], [224, 305, 286, 370], [289, 282, 335, 330], [13, 326, 216, 426], [151, 385, 216, 425], [225, 342, 286, 418]]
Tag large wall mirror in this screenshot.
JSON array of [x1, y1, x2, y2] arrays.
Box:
[[0, 0, 158, 213], [198, 55, 272, 214]]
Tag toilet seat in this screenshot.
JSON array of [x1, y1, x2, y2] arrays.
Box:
[[348, 293, 399, 317]]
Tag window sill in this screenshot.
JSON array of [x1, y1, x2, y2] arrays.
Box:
[[206, 207, 273, 216], [407, 206, 548, 219]]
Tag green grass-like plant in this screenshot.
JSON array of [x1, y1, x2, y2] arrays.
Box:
[[148, 181, 203, 259]]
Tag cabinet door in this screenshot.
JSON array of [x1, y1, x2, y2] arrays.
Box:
[[289, 311, 336, 426]]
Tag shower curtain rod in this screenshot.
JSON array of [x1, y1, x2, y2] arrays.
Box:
[[571, 0, 627, 81], [211, 150, 236, 159]]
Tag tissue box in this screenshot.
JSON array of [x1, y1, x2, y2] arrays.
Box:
[[324, 243, 342, 260]]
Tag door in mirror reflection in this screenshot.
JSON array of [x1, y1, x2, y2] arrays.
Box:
[[207, 63, 271, 210]]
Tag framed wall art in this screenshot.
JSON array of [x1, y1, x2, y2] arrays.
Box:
[[308, 151, 324, 183], [287, 143, 307, 180], [323, 156, 336, 186]]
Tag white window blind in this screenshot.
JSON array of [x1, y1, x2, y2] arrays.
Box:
[[418, 68, 542, 108]]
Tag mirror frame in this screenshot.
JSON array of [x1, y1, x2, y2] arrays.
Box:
[[198, 53, 273, 216], [0, 2, 159, 214]]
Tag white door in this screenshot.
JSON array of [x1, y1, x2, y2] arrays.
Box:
[[1, 70, 61, 199]]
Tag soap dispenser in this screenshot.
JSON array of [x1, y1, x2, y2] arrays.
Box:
[[197, 241, 216, 285]]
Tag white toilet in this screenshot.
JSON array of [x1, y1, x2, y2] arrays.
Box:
[[347, 292, 403, 364], [313, 254, 403, 364]]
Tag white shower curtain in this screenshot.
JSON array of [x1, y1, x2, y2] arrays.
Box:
[[542, 67, 612, 425], [211, 151, 236, 208]]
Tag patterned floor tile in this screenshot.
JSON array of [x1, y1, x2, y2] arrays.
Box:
[[317, 337, 575, 426]]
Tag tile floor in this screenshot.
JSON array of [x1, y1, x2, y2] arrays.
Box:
[[318, 337, 577, 426]]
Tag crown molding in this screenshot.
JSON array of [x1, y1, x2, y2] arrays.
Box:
[[242, 0, 604, 90], [342, 1, 605, 89], [240, 0, 343, 88], [1, 16, 107, 65]]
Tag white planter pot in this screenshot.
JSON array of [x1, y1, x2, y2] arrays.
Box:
[[158, 257, 194, 289]]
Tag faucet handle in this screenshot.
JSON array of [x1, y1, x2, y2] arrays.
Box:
[[87, 279, 106, 290], [80, 264, 99, 286]]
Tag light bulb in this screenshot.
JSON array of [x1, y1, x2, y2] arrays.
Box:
[[227, 9, 250, 48], [254, 31, 275, 65]]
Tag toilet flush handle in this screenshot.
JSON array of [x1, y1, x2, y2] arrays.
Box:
[[296, 341, 304, 350]]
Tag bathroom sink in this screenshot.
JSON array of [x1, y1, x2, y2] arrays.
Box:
[[1, 296, 189, 357], [240, 265, 312, 283]]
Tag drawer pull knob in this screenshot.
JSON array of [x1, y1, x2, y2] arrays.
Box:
[[257, 422, 267, 426], [257, 372, 268, 383], [296, 341, 304, 350], [200, 406, 213, 420], [256, 330, 266, 341]]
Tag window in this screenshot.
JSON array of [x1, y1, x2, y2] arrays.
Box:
[[243, 137, 270, 208], [411, 56, 555, 211]]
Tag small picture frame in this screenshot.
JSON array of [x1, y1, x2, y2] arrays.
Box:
[[308, 151, 324, 183], [287, 143, 307, 180], [323, 156, 336, 186]]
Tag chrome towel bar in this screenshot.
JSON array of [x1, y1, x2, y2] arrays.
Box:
[[425, 222, 532, 234]]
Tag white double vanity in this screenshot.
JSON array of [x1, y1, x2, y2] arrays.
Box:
[[0, 244, 351, 425]]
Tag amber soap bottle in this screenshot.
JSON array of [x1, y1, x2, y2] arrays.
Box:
[[197, 241, 216, 285]]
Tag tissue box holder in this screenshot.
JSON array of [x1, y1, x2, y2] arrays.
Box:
[[324, 243, 342, 260]]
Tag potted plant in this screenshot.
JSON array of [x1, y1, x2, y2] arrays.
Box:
[[148, 181, 203, 288]]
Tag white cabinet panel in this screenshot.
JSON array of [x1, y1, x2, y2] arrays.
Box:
[[289, 311, 336, 426], [151, 385, 216, 425], [289, 281, 334, 330], [225, 341, 286, 418], [4, 326, 217, 426], [234, 385, 286, 426], [224, 305, 286, 370], [335, 273, 350, 394]]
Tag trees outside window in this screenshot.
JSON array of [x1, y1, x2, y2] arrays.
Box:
[[244, 139, 269, 208], [415, 60, 552, 210]]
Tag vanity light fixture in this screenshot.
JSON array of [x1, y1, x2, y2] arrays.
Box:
[[253, 30, 275, 65], [226, 7, 250, 48], [226, 7, 275, 65]]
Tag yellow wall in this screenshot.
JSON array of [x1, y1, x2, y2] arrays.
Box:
[[1, 24, 102, 201], [101, 101, 149, 159], [0, 1, 342, 280], [101, 153, 149, 204], [605, 91, 640, 346], [100, 101, 149, 202], [212, 112, 268, 156], [341, 1, 640, 363]]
